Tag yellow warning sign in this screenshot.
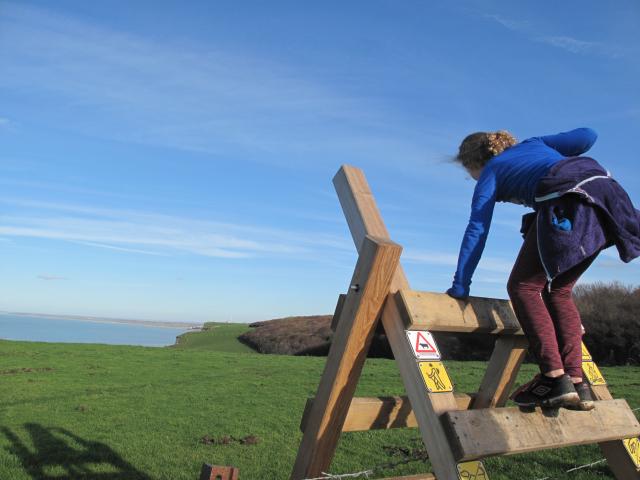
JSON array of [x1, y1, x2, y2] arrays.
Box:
[[583, 361, 606, 386], [419, 361, 453, 393], [623, 437, 640, 468], [457, 460, 489, 480], [581, 342, 592, 362]]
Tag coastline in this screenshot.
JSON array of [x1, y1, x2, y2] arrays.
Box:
[[0, 311, 202, 330]]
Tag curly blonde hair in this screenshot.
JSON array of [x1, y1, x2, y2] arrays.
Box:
[[456, 130, 517, 171]]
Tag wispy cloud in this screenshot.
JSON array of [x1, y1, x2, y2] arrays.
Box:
[[0, 198, 350, 260], [404, 249, 512, 273], [37, 274, 67, 281], [483, 13, 623, 59], [0, 4, 436, 167]]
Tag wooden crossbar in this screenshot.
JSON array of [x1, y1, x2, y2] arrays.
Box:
[[443, 399, 640, 461], [300, 394, 474, 433], [398, 290, 522, 334]]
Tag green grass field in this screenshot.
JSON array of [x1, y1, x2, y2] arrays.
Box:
[[174, 322, 254, 353], [0, 338, 638, 480]]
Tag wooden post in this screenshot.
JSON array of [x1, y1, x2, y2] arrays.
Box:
[[290, 235, 402, 479], [334, 165, 461, 480], [472, 336, 528, 409], [592, 386, 640, 478]]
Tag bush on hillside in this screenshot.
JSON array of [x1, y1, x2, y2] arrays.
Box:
[[575, 282, 640, 365], [239, 316, 334, 356], [239, 282, 640, 365]]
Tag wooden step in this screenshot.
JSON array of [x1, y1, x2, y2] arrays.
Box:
[[442, 399, 640, 461], [300, 394, 474, 432]]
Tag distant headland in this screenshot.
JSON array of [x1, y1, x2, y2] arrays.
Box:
[[0, 311, 202, 330]]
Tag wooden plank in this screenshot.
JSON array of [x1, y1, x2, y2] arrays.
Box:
[[443, 399, 640, 461], [330, 293, 347, 331], [472, 336, 528, 409], [300, 394, 475, 433], [334, 165, 462, 480], [397, 290, 522, 334], [334, 165, 409, 290], [290, 235, 402, 480], [592, 385, 640, 478]]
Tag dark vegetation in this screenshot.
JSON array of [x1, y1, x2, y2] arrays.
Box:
[[238, 283, 640, 366], [576, 282, 640, 365]]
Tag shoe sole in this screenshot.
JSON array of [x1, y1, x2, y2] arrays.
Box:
[[515, 392, 580, 409]]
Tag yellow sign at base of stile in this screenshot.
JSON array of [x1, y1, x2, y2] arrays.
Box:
[[623, 437, 640, 468], [583, 360, 606, 386], [457, 461, 488, 480], [581, 342, 592, 362], [418, 361, 453, 393]]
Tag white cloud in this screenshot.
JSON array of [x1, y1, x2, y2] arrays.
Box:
[[484, 13, 623, 59], [0, 198, 350, 260], [37, 274, 67, 281], [404, 249, 512, 273]]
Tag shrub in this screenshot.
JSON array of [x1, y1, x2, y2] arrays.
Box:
[[239, 282, 640, 365], [575, 282, 640, 365]]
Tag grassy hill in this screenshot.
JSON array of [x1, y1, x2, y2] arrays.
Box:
[[0, 339, 638, 479], [173, 322, 254, 353]]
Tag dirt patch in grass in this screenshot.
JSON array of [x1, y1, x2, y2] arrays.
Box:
[[0, 367, 54, 375], [200, 434, 260, 446]]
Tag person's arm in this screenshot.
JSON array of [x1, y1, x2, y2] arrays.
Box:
[[447, 172, 497, 298], [540, 128, 597, 156]]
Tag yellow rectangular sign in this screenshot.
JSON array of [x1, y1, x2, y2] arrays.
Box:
[[583, 361, 606, 386], [581, 342, 592, 362], [419, 361, 453, 393], [623, 437, 640, 468], [457, 460, 489, 480]]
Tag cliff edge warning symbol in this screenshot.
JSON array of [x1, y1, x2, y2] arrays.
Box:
[[406, 330, 441, 360]]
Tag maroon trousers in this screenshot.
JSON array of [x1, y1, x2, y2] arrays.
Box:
[[507, 220, 597, 379]]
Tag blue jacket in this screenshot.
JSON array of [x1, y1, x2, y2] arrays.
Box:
[[448, 128, 598, 298]]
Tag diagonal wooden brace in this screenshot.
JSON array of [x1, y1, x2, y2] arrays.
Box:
[[290, 235, 402, 479]]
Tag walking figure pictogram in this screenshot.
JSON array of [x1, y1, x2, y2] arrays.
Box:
[[428, 366, 446, 391], [585, 362, 605, 385]]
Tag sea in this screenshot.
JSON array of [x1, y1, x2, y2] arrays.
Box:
[[0, 313, 198, 347]]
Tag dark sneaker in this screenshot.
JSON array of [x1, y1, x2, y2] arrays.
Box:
[[511, 374, 579, 408], [568, 380, 595, 411]]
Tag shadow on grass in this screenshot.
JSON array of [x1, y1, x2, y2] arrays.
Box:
[[2, 424, 152, 479]]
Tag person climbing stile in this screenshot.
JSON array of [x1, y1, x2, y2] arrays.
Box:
[[447, 128, 640, 409]]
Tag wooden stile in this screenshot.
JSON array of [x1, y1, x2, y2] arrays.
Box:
[[290, 164, 640, 480]]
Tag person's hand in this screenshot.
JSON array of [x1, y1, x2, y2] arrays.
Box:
[[446, 284, 469, 299]]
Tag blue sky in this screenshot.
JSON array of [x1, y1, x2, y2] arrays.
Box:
[[1, 1, 639, 323]]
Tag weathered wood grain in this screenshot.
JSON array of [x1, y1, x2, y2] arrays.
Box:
[[290, 235, 402, 480], [443, 399, 640, 461]]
